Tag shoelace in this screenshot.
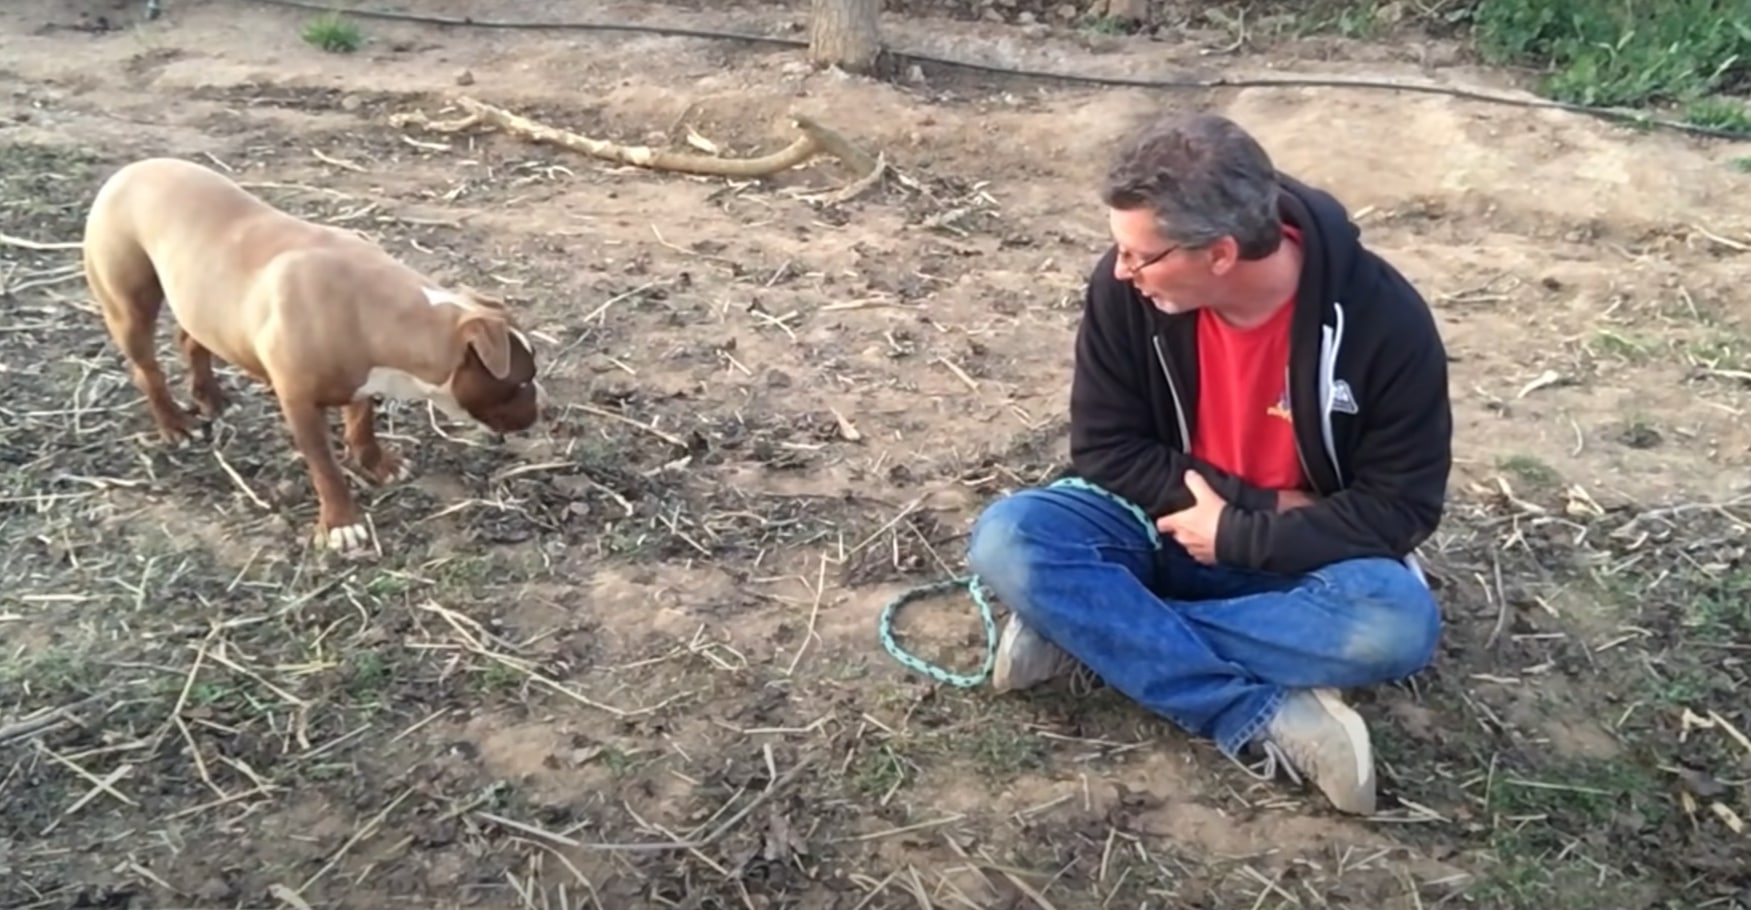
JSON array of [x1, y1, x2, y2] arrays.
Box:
[[1066, 663, 1100, 696], [1229, 739, 1305, 786]]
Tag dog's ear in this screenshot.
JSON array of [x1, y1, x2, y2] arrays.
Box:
[[458, 314, 514, 379]]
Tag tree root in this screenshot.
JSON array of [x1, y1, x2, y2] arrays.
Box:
[[390, 96, 881, 184]]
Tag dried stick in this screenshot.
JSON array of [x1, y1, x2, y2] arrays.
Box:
[[0, 695, 99, 745], [0, 232, 82, 251], [297, 786, 415, 894], [397, 96, 880, 180]]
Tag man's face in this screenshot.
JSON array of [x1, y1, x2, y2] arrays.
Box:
[[1107, 207, 1221, 315]]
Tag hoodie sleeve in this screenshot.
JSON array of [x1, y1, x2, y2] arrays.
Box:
[[1213, 279, 1452, 573], [1068, 257, 1282, 518]]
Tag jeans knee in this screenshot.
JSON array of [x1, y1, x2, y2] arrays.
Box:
[[1323, 559, 1443, 679], [966, 493, 1039, 601]]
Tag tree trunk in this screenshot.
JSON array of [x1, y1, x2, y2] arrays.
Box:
[[808, 0, 883, 75]]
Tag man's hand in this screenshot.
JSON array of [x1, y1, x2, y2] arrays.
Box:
[[1276, 489, 1317, 512], [1156, 470, 1226, 564]]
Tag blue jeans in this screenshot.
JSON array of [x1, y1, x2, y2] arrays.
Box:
[[966, 482, 1442, 757]]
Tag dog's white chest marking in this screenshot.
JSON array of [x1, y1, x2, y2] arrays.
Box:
[[340, 288, 472, 417], [358, 367, 439, 402], [422, 287, 465, 309], [356, 367, 467, 419]]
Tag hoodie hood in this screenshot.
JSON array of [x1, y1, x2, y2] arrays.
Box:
[[1276, 172, 1365, 303]]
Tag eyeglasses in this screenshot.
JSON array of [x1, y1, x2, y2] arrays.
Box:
[[1118, 243, 1180, 272]]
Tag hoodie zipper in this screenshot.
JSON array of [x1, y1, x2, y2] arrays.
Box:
[[1286, 361, 1319, 496], [1151, 335, 1191, 448]]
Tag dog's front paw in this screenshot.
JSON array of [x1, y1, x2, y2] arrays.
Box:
[[315, 519, 375, 558], [149, 407, 199, 449], [372, 448, 412, 485], [352, 446, 412, 486], [190, 380, 228, 418]]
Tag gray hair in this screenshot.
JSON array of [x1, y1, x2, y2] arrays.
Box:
[[1100, 112, 1283, 260]]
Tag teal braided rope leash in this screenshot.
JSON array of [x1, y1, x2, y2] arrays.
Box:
[[876, 476, 1162, 688]]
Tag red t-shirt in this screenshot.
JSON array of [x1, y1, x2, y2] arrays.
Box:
[[1189, 226, 1307, 493]]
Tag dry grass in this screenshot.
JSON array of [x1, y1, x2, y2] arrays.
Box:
[[1, 74, 1748, 910]]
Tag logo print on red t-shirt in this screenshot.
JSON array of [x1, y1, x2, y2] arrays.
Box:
[[1267, 386, 1292, 423]]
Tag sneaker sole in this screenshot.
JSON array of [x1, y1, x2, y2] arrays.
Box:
[[990, 616, 1025, 692], [1311, 688, 1376, 815], [991, 616, 1072, 693]]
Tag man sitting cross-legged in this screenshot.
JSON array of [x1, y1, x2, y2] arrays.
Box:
[[966, 112, 1453, 815]]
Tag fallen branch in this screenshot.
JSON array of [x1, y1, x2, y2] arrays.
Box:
[[803, 152, 888, 205], [0, 696, 100, 745], [1, 232, 82, 252], [393, 96, 880, 181]]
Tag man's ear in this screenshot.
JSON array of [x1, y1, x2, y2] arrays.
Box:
[[1205, 236, 1243, 276], [458, 314, 513, 379]]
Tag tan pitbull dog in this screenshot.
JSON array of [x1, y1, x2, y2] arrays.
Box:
[[83, 157, 542, 556]]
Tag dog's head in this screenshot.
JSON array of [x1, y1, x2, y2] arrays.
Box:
[[443, 288, 542, 434]]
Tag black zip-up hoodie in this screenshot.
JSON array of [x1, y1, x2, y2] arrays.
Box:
[[1066, 173, 1453, 576]]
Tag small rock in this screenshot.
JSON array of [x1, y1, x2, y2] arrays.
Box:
[[1618, 422, 1663, 450], [455, 68, 474, 86], [1018, 10, 1036, 23], [195, 877, 237, 904], [339, 94, 363, 112], [1055, 3, 1079, 19]]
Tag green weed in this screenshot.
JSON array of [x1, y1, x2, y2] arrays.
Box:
[[301, 13, 362, 54], [1472, 0, 1751, 127]]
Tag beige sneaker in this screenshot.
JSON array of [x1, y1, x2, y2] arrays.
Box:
[[1252, 688, 1377, 815], [990, 613, 1077, 692]]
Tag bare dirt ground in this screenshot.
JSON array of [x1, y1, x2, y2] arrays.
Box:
[[3, 0, 1750, 908]]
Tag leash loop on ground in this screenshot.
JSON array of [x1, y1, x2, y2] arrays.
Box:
[[875, 476, 1160, 688]]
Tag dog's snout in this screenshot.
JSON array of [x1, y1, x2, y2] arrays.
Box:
[[481, 386, 542, 434]]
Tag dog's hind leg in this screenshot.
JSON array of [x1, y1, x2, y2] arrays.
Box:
[[178, 328, 227, 418], [89, 262, 196, 445]]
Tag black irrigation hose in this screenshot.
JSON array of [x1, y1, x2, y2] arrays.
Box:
[[242, 0, 1751, 141]]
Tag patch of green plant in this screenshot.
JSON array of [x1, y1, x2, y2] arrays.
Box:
[[301, 13, 362, 54], [1496, 452, 1559, 488], [1471, 0, 1751, 121], [1684, 95, 1751, 133]]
